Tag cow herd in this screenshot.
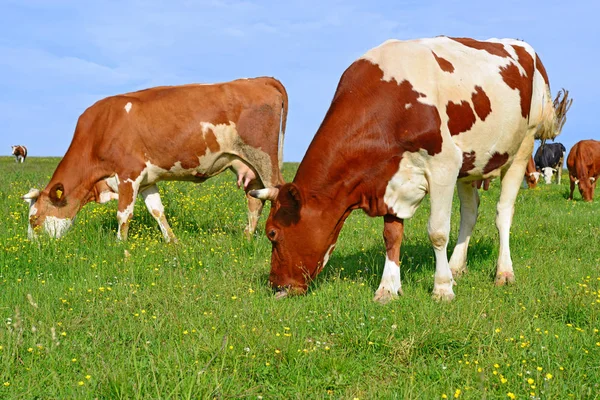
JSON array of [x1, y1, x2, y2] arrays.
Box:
[[11, 36, 599, 303]]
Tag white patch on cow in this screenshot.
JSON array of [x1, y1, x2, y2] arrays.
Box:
[[384, 151, 429, 219], [124, 102, 132, 113], [98, 191, 118, 203], [375, 255, 402, 296], [405, 103, 412, 109], [530, 171, 541, 182], [541, 167, 555, 184], [26, 202, 38, 240], [591, 177, 596, 183], [43, 216, 73, 238], [322, 244, 336, 268]]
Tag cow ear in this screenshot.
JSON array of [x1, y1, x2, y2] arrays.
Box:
[[49, 183, 67, 206], [275, 183, 302, 225]]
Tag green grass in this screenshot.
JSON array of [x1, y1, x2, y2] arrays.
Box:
[[1, 156, 599, 399]]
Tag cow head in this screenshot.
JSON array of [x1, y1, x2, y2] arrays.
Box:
[[250, 184, 344, 297], [577, 176, 596, 202], [541, 167, 556, 184], [22, 182, 80, 239], [526, 171, 540, 188]]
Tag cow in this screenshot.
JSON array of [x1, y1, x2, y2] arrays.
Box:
[[11, 145, 27, 163], [567, 140, 600, 202], [524, 156, 540, 188], [22, 77, 287, 242], [250, 37, 569, 303], [534, 142, 566, 184]]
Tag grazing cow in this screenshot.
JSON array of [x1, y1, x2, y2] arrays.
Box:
[[524, 156, 540, 188], [251, 37, 569, 303], [534, 142, 566, 184], [11, 145, 27, 163], [22, 77, 287, 241], [567, 140, 600, 202]]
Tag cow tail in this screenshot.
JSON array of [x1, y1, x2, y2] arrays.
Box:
[[265, 78, 288, 172], [533, 55, 572, 143]]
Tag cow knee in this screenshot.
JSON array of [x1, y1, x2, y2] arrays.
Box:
[[429, 230, 448, 249]]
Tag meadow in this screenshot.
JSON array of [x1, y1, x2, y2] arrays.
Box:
[[0, 156, 599, 399]]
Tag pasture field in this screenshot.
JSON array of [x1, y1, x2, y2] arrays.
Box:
[[1, 156, 599, 399]]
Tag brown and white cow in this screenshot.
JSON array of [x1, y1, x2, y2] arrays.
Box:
[[22, 77, 287, 241], [11, 145, 27, 163], [251, 37, 568, 303], [567, 140, 600, 202], [524, 156, 540, 188]]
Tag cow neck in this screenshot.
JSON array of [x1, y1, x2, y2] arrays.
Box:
[[293, 102, 395, 227], [48, 149, 106, 208]]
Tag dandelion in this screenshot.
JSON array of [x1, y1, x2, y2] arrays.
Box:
[[545, 373, 553, 380], [507, 393, 516, 399], [442, 395, 447, 399], [78, 381, 84, 386], [183, 330, 189, 335], [527, 378, 534, 385], [537, 366, 543, 371], [275, 349, 281, 354], [454, 389, 461, 398], [495, 328, 502, 333], [85, 375, 91, 380]]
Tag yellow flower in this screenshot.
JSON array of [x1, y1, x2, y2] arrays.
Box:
[[501, 377, 508, 384], [183, 330, 189, 335], [78, 381, 84, 386], [3, 382, 9, 387], [442, 395, 447, 399], [494, 364, 500, 368], [275, 349, 281, 354], [545, 373, 553, 380], [536, 366, 543, 371], [507, 393, 516, 399], [527, 378, 534, 385], [454, 389, 461, 398], [85, 375, 91, 380], [495, 328, 501, 333]]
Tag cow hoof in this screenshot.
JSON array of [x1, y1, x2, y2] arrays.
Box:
[[432, 286, 455, 302], [494, 272, 515, 286], [373, 287, 402, 304]]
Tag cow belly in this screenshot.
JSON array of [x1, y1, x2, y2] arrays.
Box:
[[384, 153, 429, 219]]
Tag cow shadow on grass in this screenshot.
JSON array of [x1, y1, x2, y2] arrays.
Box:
[[311, 237, 496, 293]]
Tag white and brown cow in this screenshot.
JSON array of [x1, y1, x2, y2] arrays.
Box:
[[251, 37, 568, 303], [567, 140, 600, 202], [22, 77, 287, 241], [524, 156, 540, 188], [11, 145, 28, 163]]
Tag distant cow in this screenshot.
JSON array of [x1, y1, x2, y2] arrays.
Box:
[[524, 156, 540, 188], [567, 140, 600, 202], [534, 142, 566, 184], [22, 78, 287, 242], [11, 145, 27, 163], [251, 37, 569, 303]]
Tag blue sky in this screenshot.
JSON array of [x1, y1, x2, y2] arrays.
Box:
[[1, 0, 598, 161]]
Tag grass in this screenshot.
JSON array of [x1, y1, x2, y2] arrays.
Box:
[[1, 156, 599, 399]]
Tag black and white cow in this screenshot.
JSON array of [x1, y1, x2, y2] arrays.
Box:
[[534, 142, 566, 184]]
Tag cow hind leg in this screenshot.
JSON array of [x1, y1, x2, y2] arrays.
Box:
[[140, 184, 177, 243], [494, 136, 533, 285], [568, 175, 576, 200], [374, 215, 404, 304], [117, 179, 140, 241], [449, 180, 480, 278], [244, 180, 265, 240]]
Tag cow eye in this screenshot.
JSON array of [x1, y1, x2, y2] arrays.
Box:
[[267, 229, 278, 241]]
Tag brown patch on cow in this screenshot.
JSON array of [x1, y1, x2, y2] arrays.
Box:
[[450, 37, 511, 58], [500, 45, 535, 118], [471, 86, 492, 121], [459, 151, 476, 178], [483, 152, 509, 174], [446, 100, 476, 136], [535, 53, 549, 86], [204, 128, 221, 153], [432, 51, 455, 73]]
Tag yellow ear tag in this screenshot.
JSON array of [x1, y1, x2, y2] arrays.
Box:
[[56, 189, 63, 199]]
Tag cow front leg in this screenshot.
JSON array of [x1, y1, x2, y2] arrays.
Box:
[[140, 185, 177, 243], [117, 179, 139, 241], [568, 175, 576, 200], [373, 215, 404, 304], [243, 180, 265, 240], [449, 180, 480, 278], [428, 180, 456, 301]]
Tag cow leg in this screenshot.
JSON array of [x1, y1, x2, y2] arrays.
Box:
[[494, 136, 533, 285], [243, 180, 266, 240], [140, 184, 177, 243], [116, 179, 139, 241], [449, 180, 480, 278], [568, 174, 576, 200], [428, 178, 457, 301], [373, 215, 404, 304]]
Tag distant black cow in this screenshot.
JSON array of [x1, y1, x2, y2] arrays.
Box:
[[534, 142, 566, 184]]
